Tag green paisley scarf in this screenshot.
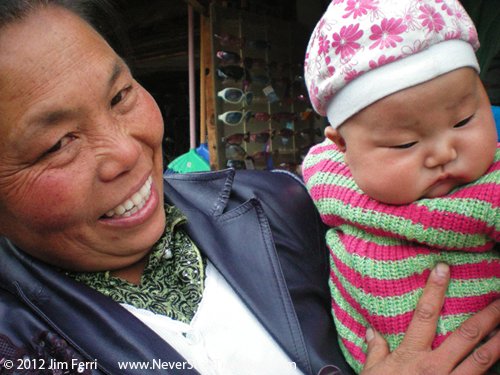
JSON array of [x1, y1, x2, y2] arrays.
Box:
[[68, 205, 206, 324]]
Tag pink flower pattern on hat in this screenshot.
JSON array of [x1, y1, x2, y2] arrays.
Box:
[[369, 18, 407, 49], [304, 0, 480, 119], [332, 24, 364, 58], [419, 4, 445, 32], [343, 0, 379, 19]]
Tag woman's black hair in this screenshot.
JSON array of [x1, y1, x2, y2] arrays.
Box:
[[0, 0, 132, 59]]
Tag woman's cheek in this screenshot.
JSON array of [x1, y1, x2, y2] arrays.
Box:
[[140, 89, 164, 145], [15, 171, 85, 231]]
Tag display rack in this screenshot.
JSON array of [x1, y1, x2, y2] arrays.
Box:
[[204, 3, 317, 173]]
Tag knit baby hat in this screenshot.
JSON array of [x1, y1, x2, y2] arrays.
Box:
[[304, 0, 480, 129]]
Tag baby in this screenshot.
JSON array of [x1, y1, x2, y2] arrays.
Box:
[[302, 0, 499, 373]]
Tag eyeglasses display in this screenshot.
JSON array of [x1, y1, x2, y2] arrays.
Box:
[[218, 88, 253, 106], [225, 144, 247, 160], [218, 110, 252, 126], [211, 5, 319, 174], [223, 131, 274, 145], [214, 32, 244, 48], [216, 65, 247, 81], [251, 112, 299, 122], [247, 39, 271, 50], [216, 50, 241, 64]]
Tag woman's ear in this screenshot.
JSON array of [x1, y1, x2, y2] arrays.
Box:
[[324, 126, 347, 152]]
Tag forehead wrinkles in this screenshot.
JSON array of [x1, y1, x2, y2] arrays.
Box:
[[0, 9, 117, 140], [1, 28, 102, 98]]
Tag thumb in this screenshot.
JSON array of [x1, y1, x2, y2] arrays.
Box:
[[363, 327, 390, 371]]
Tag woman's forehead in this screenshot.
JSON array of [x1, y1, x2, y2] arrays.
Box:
[[0, 6, 122, 134], [0, 6, 111, 76]]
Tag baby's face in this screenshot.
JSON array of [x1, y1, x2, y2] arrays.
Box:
[[336, 68, 497, 204]]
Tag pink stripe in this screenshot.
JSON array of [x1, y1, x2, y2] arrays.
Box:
[[332, 252, 429, 297], [488, 162, 500, 173], [330, 266, 416, 335], [322, 212, 494, 253], [302, 158, 351, 182], [310, 183, 496, 241], [442, 292, 500, 315], [450, 262, 500, 280], [306, 142, 337, 155], [322, 211, 497, 252], [338, 331, 452, 365], [331, 297, 366, 336], [333, 248, 499, 298], [340, 337, 366, 364], [339, 232, 433, 260], [330, 255, 498, 335], [448, 183, 499, 208], [432, 332, 452, 349], [340, 231, 498, 260]]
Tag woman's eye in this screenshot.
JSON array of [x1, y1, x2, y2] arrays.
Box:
[[110, 86, 131, 107], [454, 115, 473, 128], [391, 141, 417, 149], [45, 134, 76, 155]]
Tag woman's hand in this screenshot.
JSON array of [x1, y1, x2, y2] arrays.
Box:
[[361, 263, 500, 375]]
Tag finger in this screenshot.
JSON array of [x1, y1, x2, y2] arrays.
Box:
[[452, 329, 500, 375], [400, 263, 450, 350], [438, 299, 500, 372], [363, 327, 390, 371]]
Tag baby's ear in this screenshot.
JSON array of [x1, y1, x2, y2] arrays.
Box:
[[324, 126, 347, 152]]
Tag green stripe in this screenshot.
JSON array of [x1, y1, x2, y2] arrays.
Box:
[[319, 197, 490, 248], [337, 337, 363, 374], [329, 237, 499, 316], [333, 267, 422, 316], [333, 259, 498, 317], [336, 224, 422, 246], [334, 311, 472, 362], [416, 197, 497, 227], [475, 168, 500, 183], [438, 313, 475, 335], [302, 151, 340, 172], [328, 229, 499, 280], [328, 259, 366, 324], [494, 149, 500, 162], [305, 171, 362, 192], [303, 144, 343, 165]]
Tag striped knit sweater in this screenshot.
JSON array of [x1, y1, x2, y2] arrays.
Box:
[[302, 140, 500, 373]]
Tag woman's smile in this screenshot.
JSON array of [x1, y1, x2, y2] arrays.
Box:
[[104, 175, 153, 218], [100, 175, 161, 228]]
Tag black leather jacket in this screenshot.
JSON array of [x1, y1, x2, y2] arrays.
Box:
[[0, 169, 353, 375]]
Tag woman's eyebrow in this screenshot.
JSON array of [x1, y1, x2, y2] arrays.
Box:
[[28, 108, 78, 129], [108, 59, 127, 89], [26, 59, 128, 129]]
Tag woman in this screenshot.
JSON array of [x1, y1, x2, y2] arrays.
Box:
[[0, 1, 498, 374]]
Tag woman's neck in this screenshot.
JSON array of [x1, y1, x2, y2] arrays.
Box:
[[110, 255, 148, 285]]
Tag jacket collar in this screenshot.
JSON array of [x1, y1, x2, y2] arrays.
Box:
[[0, 237, 198, 375], [164, 169, 312, 374], [0, 169, 311, 374]]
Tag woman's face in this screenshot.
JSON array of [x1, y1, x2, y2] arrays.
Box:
[[0, 6, 166, 271]]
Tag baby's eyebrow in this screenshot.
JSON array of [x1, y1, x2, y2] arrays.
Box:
[[445, 91, 474, 111]]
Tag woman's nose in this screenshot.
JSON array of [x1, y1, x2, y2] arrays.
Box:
[[96, 130, 142, 181], [424, 141, 457, 169]]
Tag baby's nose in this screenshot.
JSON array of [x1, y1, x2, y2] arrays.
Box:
[[424, 142, 458, 169]]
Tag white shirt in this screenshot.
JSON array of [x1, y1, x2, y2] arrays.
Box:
[[122, 262, 304, 374]]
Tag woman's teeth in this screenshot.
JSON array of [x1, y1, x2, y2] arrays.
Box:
[[104, 176, 152, 218]]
